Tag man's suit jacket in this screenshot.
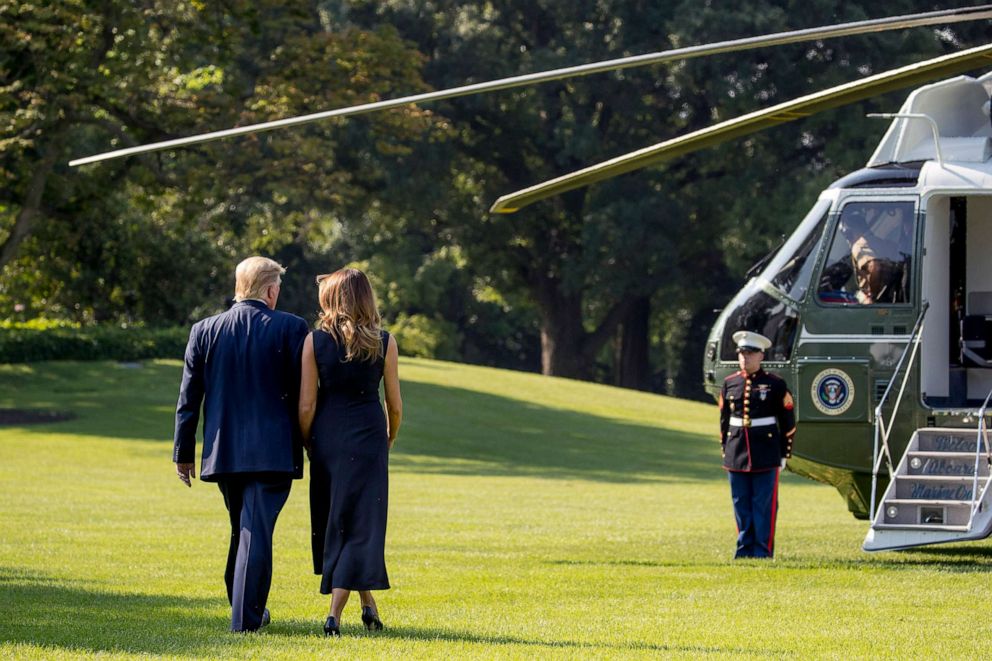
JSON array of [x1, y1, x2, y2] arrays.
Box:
[[173, 300, 310, 482]]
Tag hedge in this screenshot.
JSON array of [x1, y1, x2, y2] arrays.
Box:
[[0, 325, 189, 363]]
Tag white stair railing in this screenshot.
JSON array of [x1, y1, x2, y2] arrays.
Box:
[[870, 302, 929, 523], [966, 387, 992, 529]]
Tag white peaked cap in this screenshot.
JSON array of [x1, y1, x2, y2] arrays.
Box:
[[732, 330, 772, 351]]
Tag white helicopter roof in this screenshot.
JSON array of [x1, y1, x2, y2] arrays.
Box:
[[916, 156, 992, 191], [867, 71, 992, 167]]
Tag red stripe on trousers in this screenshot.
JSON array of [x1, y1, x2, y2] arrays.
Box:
[[767, 469, 780, 554]]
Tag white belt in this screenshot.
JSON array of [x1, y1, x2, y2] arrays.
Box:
[[729, 416, 776, 427]]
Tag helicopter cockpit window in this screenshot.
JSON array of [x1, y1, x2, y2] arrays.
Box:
[[817, 201, 915, 305], [716, 199, 830, 363], [718, 287, 798, 362], [765, 199, 831, 301]]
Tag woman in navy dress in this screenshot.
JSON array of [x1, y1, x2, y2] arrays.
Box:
[[298, 268, 402, 636]]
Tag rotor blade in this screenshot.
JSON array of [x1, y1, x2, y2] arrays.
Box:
[[490, 43, 992, 214], [69, 4, 992, 167]]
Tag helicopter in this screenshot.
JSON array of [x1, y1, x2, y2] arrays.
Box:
[[71, 6, 992, 551], [698, 71, 992, 553]]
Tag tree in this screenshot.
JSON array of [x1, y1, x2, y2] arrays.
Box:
[[1, 1, 444, 324], [342, 0, 989, 388], [344, 0, 693, 378]]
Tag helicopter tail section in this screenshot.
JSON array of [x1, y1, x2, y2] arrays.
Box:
[[863, 427, 992, 551]]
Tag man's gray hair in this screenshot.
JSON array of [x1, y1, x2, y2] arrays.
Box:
[[234, 256, 285, 302]]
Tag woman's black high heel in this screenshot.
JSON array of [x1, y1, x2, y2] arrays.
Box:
[[324, 616, 341, 637], [361, 606, 383, 631]]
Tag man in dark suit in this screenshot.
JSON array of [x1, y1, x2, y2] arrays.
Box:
[[174, 256, 309, 632]]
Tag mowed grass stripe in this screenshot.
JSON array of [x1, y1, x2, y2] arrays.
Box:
[[0, 358, 990, 659]]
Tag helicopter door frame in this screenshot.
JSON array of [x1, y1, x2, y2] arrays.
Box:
[[796, 192, 921, 426], [918, 191, 992, 411]]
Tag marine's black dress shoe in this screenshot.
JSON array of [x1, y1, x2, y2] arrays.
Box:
[[324, 616, 341, 637], [361, 606, 383, 631], [260, 608, 270, 628]]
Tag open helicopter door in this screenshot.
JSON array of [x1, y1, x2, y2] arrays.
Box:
[[920, 195, 992, 409], [864, 191, 992, 551], [862, 70, 992, 550]]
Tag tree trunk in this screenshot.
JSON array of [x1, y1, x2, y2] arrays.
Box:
[[532, 271, 638, 381], [538, 289, 589, 379], [671, 305, 719, 401], [0, 132, 64, 272], [614, 296, 650, 390]]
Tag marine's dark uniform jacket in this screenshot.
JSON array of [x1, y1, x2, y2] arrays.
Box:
[[719, 369, 796, 472]]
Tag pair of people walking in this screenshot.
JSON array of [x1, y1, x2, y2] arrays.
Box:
[[173, 257, 401, 634]]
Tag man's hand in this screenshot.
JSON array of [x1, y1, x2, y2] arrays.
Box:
[[780, 457, 788, 471], [176, 462, 195, 487]]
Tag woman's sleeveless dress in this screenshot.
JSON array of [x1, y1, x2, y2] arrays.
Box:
[[309, 329, 390, 592]]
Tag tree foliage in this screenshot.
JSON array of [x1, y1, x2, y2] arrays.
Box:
[[2, 1, 988, 395]]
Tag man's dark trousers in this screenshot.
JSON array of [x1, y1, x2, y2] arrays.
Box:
[[728, 469, 779, 558], [174, 299, 309, 632], [218, 475, 293, 632]]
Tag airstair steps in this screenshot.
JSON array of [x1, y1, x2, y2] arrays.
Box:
[[894, 474, 980, 481], [904, 452, 989, 477], [867, 524, 972, 532], [884, 499, 974, 507], [914, 429, 981, 452], [863, 427, 992, 551]]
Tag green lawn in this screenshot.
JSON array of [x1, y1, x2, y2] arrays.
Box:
[[1, 358, 990, 659]]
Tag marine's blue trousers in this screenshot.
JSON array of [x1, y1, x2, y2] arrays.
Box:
[[727, 469, 780, 559]]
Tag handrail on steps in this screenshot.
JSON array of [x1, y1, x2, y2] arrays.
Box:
[[870, 302, 928, 523], [966, 386, 992, 529]]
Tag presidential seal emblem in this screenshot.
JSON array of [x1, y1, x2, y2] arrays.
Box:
[[811, 368, 855, 415]]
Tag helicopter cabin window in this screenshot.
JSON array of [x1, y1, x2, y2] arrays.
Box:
[[817, 201, 915, 305]]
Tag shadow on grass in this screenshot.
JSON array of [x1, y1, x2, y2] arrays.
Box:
[[0, 566, 783, 657], [880, 543, 992, 570], [546, 558, 700, 568], [390, 381, 716, 482], [267, 619, 785, 656], [546, 546, 992, 573], [1, 362, 720, 484], [0, 567, 238, 657], [0, 361, 181, 442], [786, 552, 992, 572]]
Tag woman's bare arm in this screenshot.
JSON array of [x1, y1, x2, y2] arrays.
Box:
[[383, 334, 402, 449], [298, 333, 318, 449]]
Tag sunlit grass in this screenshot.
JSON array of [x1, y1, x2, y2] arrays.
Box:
[[1, 358, 990, 659]]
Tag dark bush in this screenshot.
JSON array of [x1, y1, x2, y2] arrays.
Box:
[[0, 325, 188, 363]]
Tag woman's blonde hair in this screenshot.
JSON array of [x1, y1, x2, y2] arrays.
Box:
[[316, 268, 383, 362]]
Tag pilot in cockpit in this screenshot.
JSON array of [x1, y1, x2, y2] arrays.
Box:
[[839, 206, 910, 304]]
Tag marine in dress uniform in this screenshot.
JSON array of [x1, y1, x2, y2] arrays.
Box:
[[718, 331, 796, 558]]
